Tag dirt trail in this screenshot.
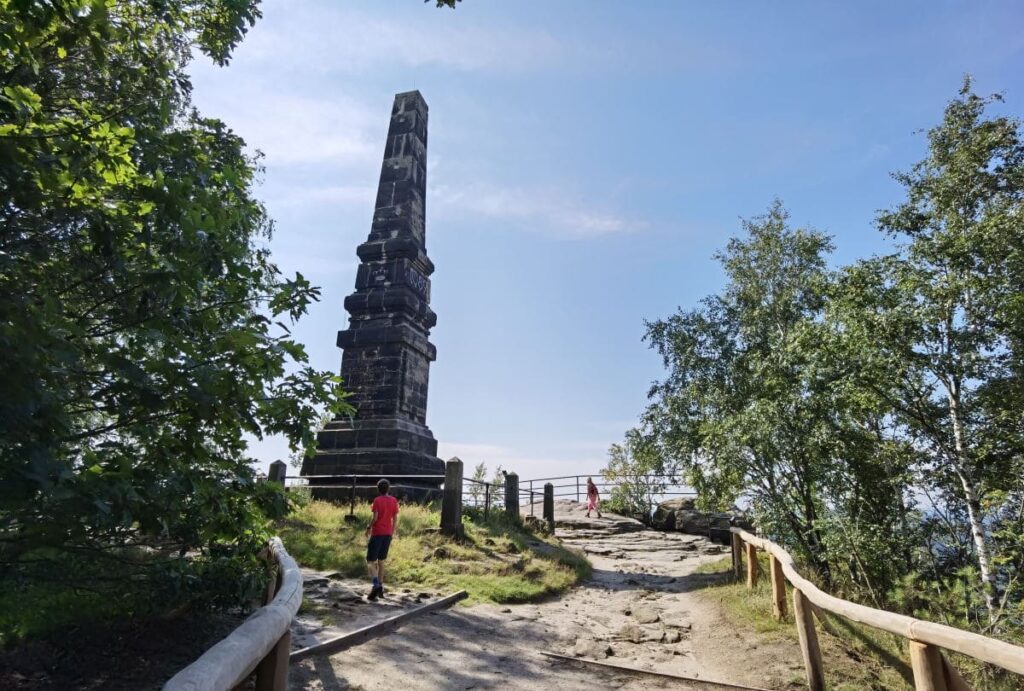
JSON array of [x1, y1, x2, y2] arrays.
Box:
[[292, 501, 803, 690]]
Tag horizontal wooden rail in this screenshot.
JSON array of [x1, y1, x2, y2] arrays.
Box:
[[730, 528, 1024, 690], [163, 537, 302, 691]]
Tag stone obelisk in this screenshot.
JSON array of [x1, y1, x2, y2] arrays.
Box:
[[302, 91, 443, 498]]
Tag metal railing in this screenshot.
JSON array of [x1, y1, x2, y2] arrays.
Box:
[[279, 467, 698, 521], [514, 474, 697, 517], [284, 472, 508, 520]]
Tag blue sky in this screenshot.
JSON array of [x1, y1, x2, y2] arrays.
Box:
[[188, 0, 1024, 479]]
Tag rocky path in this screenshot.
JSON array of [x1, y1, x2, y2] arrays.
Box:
[[291, 501, 802, 690]]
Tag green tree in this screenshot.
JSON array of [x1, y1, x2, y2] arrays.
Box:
[[832, 79, 1024, 621], [601, 431, 675, 522], [640, 202, 907, 589], [468, 461, 488, 506], [0, 0, 350, 614]]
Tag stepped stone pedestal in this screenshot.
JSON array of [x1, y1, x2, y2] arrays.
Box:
[[301, 91, 443, 501]]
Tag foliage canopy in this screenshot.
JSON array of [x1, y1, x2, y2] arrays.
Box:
[[630, 81, 1024, 652], [0, 0, 350, 629]]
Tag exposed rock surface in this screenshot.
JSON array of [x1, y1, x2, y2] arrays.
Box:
[[291, 502, 802, 690], [651, 497, 753, 540]]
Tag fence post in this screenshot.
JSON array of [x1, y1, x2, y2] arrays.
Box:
[[746, 542, 759, 589], [770, 553, 787, 620], [254, 631, 290, 691], [484, 482, 490, 520], [504, 472, 519, 520], [576, 476, 580, 503], [731, 533, 743, 581], [441, 458, 464, 538], [909, 641, 949, 691], [543, 483, 555, 533], [349, 476, 356, 517], [268, 460, 287, 484], [793, 589, 825, 691]]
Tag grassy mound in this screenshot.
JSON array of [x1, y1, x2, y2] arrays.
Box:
[[278, 501, 590, 604]]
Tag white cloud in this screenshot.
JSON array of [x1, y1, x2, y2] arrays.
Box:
[[207, 92, 380, 167], [431, 182, 647, 239], [239, 0, 566, 75]]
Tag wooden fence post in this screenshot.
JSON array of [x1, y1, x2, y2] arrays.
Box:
[[910, 641, 949, 691], [770, 553, 787, 620], [504, 472, 519, 520], [543, 483, 555, 533], [793, 589, 825, 691], [746, 542, 759, 589], [732, 533, 743, 581], [440, 458, 464, 538], [254, 631, 290, 691]]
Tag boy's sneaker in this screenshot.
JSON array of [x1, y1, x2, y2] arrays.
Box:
[[367, 586, 380, 601], [373, 585, 385, 599]]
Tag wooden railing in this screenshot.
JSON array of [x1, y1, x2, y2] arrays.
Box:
[[163, 537, 302, 691], [730, 528, 1024, 691]]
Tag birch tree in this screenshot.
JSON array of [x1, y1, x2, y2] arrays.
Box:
[[833, 79, 1024, 620]]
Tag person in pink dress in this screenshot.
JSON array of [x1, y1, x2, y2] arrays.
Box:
[[585, 477, 602, 518]]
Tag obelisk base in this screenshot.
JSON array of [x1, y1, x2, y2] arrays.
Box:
[[302, 418, 444, 503]]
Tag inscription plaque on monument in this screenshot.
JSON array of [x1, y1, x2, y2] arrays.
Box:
[[301, 91, 443, 498]]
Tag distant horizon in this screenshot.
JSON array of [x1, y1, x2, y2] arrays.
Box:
[[186, 0, 1024, 480]]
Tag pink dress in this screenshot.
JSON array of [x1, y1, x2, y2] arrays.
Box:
[[587, 485, 600, 512]]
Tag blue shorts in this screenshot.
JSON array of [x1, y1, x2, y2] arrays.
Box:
[[366, 535, 392, 562]]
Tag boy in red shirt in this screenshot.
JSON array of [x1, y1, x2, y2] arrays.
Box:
[[365, 478, 399, 600]]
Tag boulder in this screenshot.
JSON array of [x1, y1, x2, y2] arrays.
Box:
[[674, 509, 711, 534], [651, 497, 695, 530]]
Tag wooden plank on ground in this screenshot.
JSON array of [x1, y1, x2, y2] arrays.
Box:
[[538, 651, 773, 690], [289, 590, 468, 663]]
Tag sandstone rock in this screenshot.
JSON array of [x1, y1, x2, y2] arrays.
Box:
[[651, 498, 696, 530], [665, 630, 682, 643], [632, 606, 660, 624], [674, 510, 711, 534], [573, 638, 612, 658], [618, 623, 644, 644]]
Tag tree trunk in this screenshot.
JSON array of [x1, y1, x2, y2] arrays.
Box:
[[947, 387, 997, 619]]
